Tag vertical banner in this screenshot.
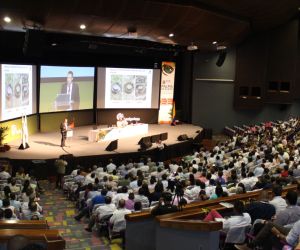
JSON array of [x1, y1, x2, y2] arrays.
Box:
[[158, 62, 176, 124]]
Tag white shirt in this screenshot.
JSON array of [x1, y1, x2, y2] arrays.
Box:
[[269, 196, 287, 213], [169, 164, 179, 173], [113, 193, 129, 205], [222, 213, 251, 231], [109, 208, 131, 232], [95, 203, 116, 220], [107, 163, 117, 173], [0, 171, 10, 180], [185, 186, 201, 200]]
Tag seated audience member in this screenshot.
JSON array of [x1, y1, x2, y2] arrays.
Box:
[[247, 190, 300, 250], [209, 184, 224, 200], [185, 180, 202, 200], [113, 186, 129, 205], [280, 165, 289, 178], [125, 193, 135, 210], [133, 201, 142, 212], [272, 190, 300, 227], [134, 188, 150, 208], [4, 209, 17, 220], [10, 193, 21, 214], [0, 166, 11, 180], [8, 178, 20, 193], [2, 198, 16, 217], [204, 200, 251, 231], [85, 196, 116, 232], [245, 190, 276, 223], [149, 182, 164, 204], [28, 203, 43, 220], [74, 169, 85, 184], [269, 185, 287, 213], [106, 159, 117, 174], [15, 167, 29, 180], [75, 189, 107, 221], [3, 186, 11, 200], [151, 192, 178, 216], [249, 217, 300, 250], [198, 190, 209, 201], [109, 199, 131, 233]]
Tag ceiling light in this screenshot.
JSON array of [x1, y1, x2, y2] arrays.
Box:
[[169, 33, 174, 38], [217, 45, 227, 50], [187, 43, 198, 51], [80, 24, 86, 30], [212, 41, 217, 45], [51, 43, 57, 46], [3, 16, 11, 23]]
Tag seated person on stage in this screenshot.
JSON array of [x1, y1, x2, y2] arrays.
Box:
[[116, 113, 128, 128]]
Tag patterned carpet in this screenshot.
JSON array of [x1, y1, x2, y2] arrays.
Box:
[[39, 182, 123, 250]]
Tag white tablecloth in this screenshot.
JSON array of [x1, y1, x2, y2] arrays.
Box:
[[88, 124, 149, 142]]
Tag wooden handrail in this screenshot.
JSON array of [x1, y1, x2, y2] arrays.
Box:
[[0, 229, 61, 241], [0, 220, 49, 229], [159, 219, 222, 232]]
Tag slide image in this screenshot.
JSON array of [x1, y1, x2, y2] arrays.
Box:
[[104, 67, 153, 109], [40, 66, 94, 113], [1, 64, 33, 121]]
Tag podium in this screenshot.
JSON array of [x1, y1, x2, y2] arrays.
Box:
[[55, 94, 72, 111], [66, 130, 73, 138]]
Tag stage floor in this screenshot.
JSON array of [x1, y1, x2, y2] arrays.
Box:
[[3, 124, 202, 160]]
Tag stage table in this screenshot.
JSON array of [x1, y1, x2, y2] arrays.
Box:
[[88, 124, 148, 142]]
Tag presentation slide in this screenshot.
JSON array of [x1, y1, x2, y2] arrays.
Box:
[[97, 67, 160, 109], [40, 66, 94, 113], [0, 64, 37, 121]]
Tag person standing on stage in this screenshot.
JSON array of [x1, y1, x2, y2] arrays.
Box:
[[60, 118, 68, 147], [60, 71, 80, 110]]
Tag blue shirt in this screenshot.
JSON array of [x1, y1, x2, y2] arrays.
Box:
[[92, 195, 105, 206]]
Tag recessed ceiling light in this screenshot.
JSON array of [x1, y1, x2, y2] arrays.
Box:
[[51, 43, 57, 46], [169, 33, 174, 38], [212, 41, 217, 45], [3, 16, 11, 23], [80, 24, 86, 30]]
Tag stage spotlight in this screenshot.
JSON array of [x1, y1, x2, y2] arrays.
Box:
[[169, 33, 174, 37], [80, 24, 86, 30]]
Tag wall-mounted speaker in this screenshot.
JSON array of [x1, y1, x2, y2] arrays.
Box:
[[23, 29, 45, 57], [216, 50, 227, 67]]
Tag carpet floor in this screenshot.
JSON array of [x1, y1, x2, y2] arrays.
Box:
[[39, 182, 123, 250]]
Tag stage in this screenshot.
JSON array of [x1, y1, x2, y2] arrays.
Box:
[[3, 124, 202, 160]]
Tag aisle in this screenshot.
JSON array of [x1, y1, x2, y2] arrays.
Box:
[[39, 183, 123, 250]]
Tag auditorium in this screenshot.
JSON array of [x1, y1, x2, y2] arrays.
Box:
[[0, 1, 300, 249]]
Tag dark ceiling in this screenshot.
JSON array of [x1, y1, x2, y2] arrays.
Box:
[[0, 0, 299, 51]]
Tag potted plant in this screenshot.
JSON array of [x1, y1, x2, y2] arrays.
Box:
[[0, 126, 10, 152]]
